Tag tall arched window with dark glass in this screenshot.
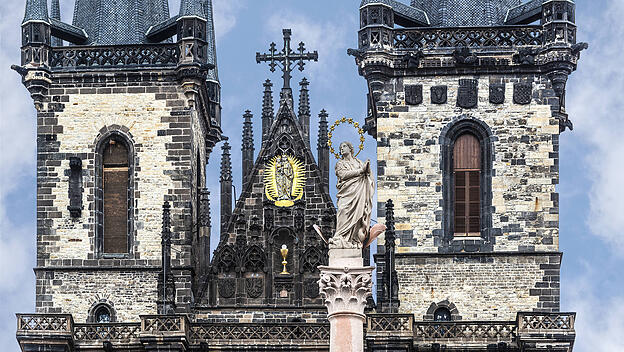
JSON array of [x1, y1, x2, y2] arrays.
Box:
[[101, 137, 130, 253], [453, 133, 481, 236]]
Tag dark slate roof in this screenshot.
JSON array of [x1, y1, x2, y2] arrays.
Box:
[[23, 0, 48, 23], [50, 0, 62, 46], [72, 0, 171, 45], [409, 0, 523, 27], [505, 0, 543, 24], [202, 0, 218, 81], [50, 18, 89, 44], [360, 0, 430, 26], [179, 0, 204, 18]]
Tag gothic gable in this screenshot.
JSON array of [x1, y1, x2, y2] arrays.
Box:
[[206, 91, 335, 308]]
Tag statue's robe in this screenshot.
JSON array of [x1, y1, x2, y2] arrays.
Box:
[[334, 157, 374, 248]]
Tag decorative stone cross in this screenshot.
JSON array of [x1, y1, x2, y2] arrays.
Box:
[[256, 29, 318, 89]]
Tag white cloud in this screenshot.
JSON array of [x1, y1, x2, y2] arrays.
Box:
[[567, 0, 624, 252], [264, 9, 355, 88], [168, 0, 243, 40], [213, 0, 244, 40], [565, 263, 624, 351]]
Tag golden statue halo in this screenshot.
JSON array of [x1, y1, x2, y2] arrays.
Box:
[[327, 117, 365, 160]]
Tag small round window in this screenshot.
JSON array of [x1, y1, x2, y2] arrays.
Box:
[[95, 306, 112, 323], [434, 307, 452, 322]]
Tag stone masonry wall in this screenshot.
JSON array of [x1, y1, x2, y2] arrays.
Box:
[[35, 70, 202, 318], [35, 269, 159, 322], [394, 253, 561, 320], [376, 74, 560, 254]]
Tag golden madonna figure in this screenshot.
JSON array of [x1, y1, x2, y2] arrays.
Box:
[[329, 142, 375, 249], [276, 155, 294, 200]]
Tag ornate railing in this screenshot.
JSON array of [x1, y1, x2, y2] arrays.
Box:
[[414, 321, 516, 341], [189, 323, 330, 342], [16, 312, 574, 347], [393, 26, 542, 49], [16, 314, 73, 334], [359, 25, 542, 51], [141, 315, 188, 334], [367, 314, 413, 333], [49, 43, 179, 69], [73, 323, 140, 342], [518, 312, 575, 331]]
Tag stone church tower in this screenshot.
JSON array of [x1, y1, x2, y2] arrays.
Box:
[[16, 0, 222, 323], [355, 0, 584, 350]]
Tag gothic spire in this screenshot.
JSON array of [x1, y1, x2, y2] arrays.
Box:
[[298, 78, 311, 147], [242, 110, 255, 187], [381, 198, 400, 313], [220, 141, 233, 235], [202, 0, 219, 81], [317, 109, 330, 190], [23, 0, 48, 24], [262, 79, 274, 144], [179, 0, 205, 18], [50, 0, 61, 46]]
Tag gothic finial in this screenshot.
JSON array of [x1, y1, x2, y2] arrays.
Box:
[[199, 189, 211, 228], [382, 198, 399, 313], [317, 109, 330, 189], [318, 109, 329, 149], [298, 78, 310, 116], [298, 78, 311, 146], [220, 141, 232, 182], [242, 110, 255, 186], [162, 201, 172, 243], [384, 199, 395, 248], [256, 29, 318, 90], [23, 0, 49, 24], [242, 110, 254, 150], [220, 140, 233, 236], [262, 79, 274, 143]]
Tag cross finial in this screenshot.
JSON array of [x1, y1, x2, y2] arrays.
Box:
[[256, 29, 318, 90]]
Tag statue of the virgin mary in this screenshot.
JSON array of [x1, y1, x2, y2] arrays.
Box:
[[328, 141, 377, 249]]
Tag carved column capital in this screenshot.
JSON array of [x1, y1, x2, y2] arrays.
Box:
[[318, 266, 373, 318]]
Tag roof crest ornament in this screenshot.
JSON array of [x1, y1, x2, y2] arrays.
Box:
[[256, 29, 318, 90]]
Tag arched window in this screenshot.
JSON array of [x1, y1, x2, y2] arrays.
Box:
[[96, 131, 133, 256], [439, 117, 495, 251], [434, 307, 452, 322], [103, 138, 129, 253], [87, 300, 117, 323], [453, 133, 481, 236], [425, 300, 461, 321], [95, 305, 112, 323]]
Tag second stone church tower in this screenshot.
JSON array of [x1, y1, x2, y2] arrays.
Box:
[[354, 0, 584, 349]]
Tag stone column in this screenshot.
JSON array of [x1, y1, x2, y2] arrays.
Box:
[[319, 249, 374, 352]]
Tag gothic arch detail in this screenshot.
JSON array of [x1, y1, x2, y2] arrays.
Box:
[[94, 126, 135, 257], [438, 115, 497, 252], [424, 300, 462, 321], [87, 299, 118, 323]]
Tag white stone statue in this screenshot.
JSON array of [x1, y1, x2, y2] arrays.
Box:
[[328, 142, 377, 249]]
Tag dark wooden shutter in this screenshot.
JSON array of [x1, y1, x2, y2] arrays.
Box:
[[453, 134, 481, 236], [103, 139, 129, 253]]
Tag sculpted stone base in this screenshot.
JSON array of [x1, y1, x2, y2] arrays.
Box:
[[319, 249, 374, 352]]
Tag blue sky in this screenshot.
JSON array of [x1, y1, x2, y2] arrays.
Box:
[[0, 0, 623, 350]]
